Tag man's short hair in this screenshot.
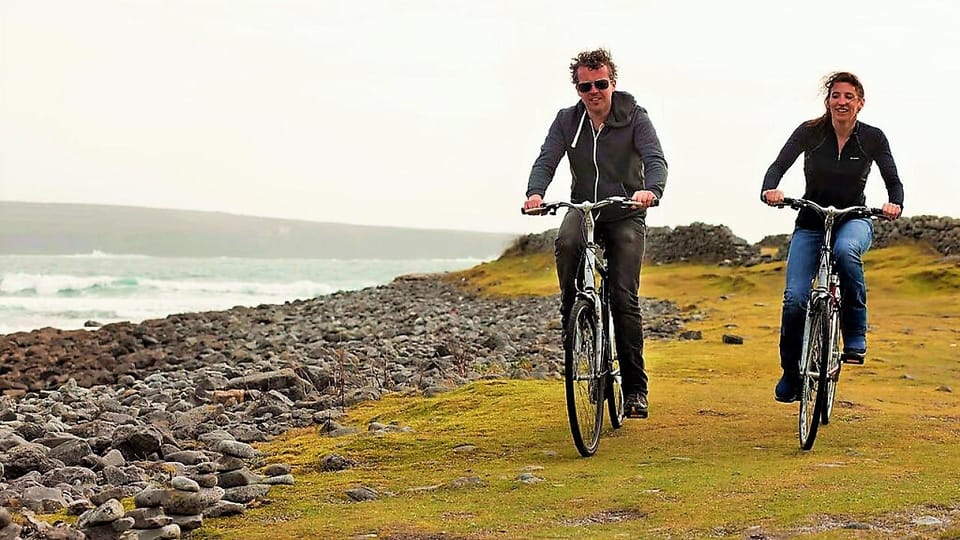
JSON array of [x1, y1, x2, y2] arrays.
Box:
[[569, 48, 618, 84]]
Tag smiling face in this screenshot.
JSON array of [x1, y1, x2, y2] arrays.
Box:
[[826, 81, 864, 123], [575, 65, 616, 119]]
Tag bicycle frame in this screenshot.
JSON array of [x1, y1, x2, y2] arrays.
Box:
[[523, 196, 651, 454], [523, 197, 639, 376], [798, 208, 843, 383], [779, 197, 883, 449]]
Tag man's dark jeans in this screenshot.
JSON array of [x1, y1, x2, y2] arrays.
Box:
[[555, 209, 648, 395]]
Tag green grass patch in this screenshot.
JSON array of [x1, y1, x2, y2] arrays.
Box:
[[183, 244, 960, 538]]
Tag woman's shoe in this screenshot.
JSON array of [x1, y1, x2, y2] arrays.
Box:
[[842, 348, 866, 365], [774, 372, 800, 403]]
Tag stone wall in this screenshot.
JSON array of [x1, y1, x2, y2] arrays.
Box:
[[505, 215, 960, 265], [762, 215, 960, 261], [873, 215, 960, 254], [503, 223, 759, 265]]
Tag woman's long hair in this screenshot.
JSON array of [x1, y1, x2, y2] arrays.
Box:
[[806, 71, 865, 127]]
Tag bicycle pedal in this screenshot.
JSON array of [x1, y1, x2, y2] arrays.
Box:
[[625, 406, 648, 419]]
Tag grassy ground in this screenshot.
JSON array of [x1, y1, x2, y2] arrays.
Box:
[[193, 244, 960, 539]]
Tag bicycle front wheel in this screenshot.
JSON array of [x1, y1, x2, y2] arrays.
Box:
[[565, 298, 606, 457], [799, 299, 829, 450], [821, 308, 842, 425]]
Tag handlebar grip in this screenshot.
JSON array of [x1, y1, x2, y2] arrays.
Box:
[[870, 208, 885, 217], [780, 197, 798, 207]]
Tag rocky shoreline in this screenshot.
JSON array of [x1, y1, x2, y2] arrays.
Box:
[[1, 274, 697, 538]]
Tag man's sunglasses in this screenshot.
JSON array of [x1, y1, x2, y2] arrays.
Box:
[[576, 79, 611, 93]]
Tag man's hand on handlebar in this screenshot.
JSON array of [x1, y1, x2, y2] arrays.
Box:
[[524, 194, 543, 211], [881, 202, 902, 220], [631, 190, 658, 208], [762, 189, 785, 206]]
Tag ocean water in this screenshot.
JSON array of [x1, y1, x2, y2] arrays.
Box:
[[0, 252, 489, 335]]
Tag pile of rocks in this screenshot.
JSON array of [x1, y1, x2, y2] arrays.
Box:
[[873, 215, 960, 255], [645, 223, 760, 265], [502, 223, 760, 266], [507, 214, 960, 266], [0, 274, 696, 537]]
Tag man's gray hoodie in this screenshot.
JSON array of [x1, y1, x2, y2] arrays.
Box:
[[526, 90, 668, 221]]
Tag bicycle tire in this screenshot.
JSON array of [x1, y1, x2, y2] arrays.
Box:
[[799, 299, 829, 450], [821, 308, 842, 424], [565, 298, 606, 457], [607, 348, 625, 429]]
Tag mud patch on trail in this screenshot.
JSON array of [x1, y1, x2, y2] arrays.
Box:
[[745, 502, 959, 540], [380, 532, 469, 540], [561, 508, 647, 526], [697, 408, 741, 418]]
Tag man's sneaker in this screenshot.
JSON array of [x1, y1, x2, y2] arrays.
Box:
[[625, 392, 648, 419], [842, 348, 866, 365], [774, 372, 800, 403]]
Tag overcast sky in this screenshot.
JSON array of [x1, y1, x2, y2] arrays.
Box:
[[2, 0, 957, 242]]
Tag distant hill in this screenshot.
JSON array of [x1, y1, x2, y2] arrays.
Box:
[[0, 202, 518, 259]]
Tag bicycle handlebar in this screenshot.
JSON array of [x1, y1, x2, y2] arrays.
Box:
[[777, 197, 885, 219], [521, 195, 659, 216]]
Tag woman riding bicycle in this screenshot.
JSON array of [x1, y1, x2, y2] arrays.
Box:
[[760, 71, 904, 403]]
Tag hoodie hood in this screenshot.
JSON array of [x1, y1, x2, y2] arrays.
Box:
[[575, 90, 638, 128]]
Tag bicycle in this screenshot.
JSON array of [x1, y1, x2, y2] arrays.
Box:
[[523, 196, 655, 456], [775, 197, 884, 450]]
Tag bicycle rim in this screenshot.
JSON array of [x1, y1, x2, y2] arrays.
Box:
[[565, 299, 605, 457], [799, 302, 827, 450], [822, 310, 842, 424], [607, 351, 625, 429]]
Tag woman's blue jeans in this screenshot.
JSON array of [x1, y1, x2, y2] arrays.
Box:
[[779, 218, 873, 373]]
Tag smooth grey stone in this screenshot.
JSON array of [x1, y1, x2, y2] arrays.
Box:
[[21, 485, 67, 513], [101, 449, 126, 468], [191, 473, 219, 488], [42, 466, 97, 487], [161, 486, 224, 515], [217, 455, 246, 472], [217, 439, 256, 459], [132, 524, 181, 540], [261, 463, 291, 477], [164, 450, 207, 465], [112, 516, 135, 532], [168, 513, 203, 531], [133, 487, 166, 508], [345, 486, 379, 502], [78, 498, 125, 528], [171, 476, 200, 492], [196, 461, 219, 474], [68, 498, 96, 515], [218, 469, 261, 488], [261, 474, 294, 486], [125, 507, 173, 529], [221, 484, 269, 504], [202, 500, 245, 518]]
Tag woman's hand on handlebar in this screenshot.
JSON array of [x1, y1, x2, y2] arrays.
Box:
[[762, 189, 784, 206], [630, 190, 658, 208], [881, 202, 902, 220]]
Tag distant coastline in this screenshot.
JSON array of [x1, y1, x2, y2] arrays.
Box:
[[0, 201, 517, 259]]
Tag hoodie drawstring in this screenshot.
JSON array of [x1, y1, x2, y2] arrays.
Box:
[[571, 110, 587, 149]]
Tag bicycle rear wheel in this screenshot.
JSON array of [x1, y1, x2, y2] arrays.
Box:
[[565, 298, 606, 457], [821, 308, 842, 425], [799, 299, 829, 450], [607, 348, 625, 429]]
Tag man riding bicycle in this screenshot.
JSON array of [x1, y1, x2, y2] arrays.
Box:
[[523, 48, 668, 418], [761, 71, 904, 403]]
